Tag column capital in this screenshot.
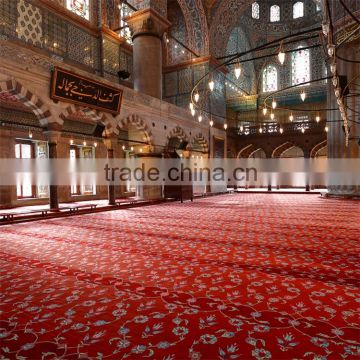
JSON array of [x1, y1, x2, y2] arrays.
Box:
[[126, 8, 171, 40], [43, 130, 62, 144], [103, 135, 118, 150]]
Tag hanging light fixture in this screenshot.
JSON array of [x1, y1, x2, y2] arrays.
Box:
[[239, 125, 244, 132], [94, 142, 98, 147], [224, 123, 228, 130], [194, 92, 200, 103], [272, 98, 277, 109], [191, 108, 195, 117], [289, 113, 294, 122], [259, 126, 263, 134], [332, 76, 338, 87], [327, 44, 335, 57], [316, 114, 320, 123], [330, 62, 337, 75], [301, 127, 305, 133], [209, 119, 214, 127], [335, 87, 341, 98], [234, 61, 242, 79], [322, 23, 330, 37], [279, 127, 283, 134], [198, 115, 203, 122], [270, 112, 275, 120], [278, 41, 286, 65], [130, 146, 134, 151], [28, 128, 33, 139], [325, 126, 329, 132], [263, 107, 267, 116], [70, 139, 74, 145], [189, 102, 194, 110], [122, 145, 125, 150], [300, 90, 306, 101], [209, 76, 215, 91]]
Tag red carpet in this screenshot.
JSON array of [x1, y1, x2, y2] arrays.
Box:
[[0, 194, 359, 359]]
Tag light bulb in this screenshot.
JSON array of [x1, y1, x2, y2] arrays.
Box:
[[198, 115, 202, 122], [332, 76, 338, 87], [28, 131, 33, 139], [278, 50, 285, 65], [300, 90, 306, 102], [191, 108, 195, 116], [83, 141, 87, 146], [234, 63, 241, 79], [140, 148, 143, 152], [327, 44, 335, 57], [131, 146, 134, 151], [272, 99, 277, 109], [94, 142, 98, 147], [189, 102, 194, 110], [316, 115, 320, 123], [194, 92, 200, 103], [224, 123, 228, 130], [239, 125, 244, 132], [270, 112, 275, 120], [209, 80, 215, 91], [330, 62, 336, 75], [263, 108, 267, 116], [289, 113, 294, 122], [209, 120, 214, 127], [259, 127, 263, 133], [279, 127, 283, 134], [301, 127, 305, 133], [70, 139, 74, 145], [322, 23, 329, 36], [325, 126, 328, 132], [122, 145, 125, 150]]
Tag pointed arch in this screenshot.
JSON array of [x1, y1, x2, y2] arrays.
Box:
[[0, 78, 52, 125], [167, 125, 188, 143], [310, 140, 327, 158], [116, 114, 153, 145], [176, 0, 209, 55], [192, 132, 209, 153]]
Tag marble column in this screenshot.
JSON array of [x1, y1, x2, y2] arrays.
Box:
[[326, 35, 360, 196], [44, 130, 62, 210], [126, 9, 170, 99], [103, 136, 118, 205]]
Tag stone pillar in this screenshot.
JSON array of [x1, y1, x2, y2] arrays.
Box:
[[126, 9, 170, 99], [326, 27, 360, 197], [304, 150, 310, 192], [44, 130, 62, 211], [103, 136, 118, 205]]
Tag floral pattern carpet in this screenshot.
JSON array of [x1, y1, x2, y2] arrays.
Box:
[[0, 194, 359, 359]]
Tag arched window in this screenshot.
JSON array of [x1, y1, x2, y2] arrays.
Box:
[[263, 65, 278, 92], [66, 0, 90, 20], [293, 2, 304, 19], [270, 5, 280, 22], [252, 2, 260, 19], [292, 46, 310, 85]]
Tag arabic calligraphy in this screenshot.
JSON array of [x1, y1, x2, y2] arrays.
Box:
[[51, 68, 122, 114]]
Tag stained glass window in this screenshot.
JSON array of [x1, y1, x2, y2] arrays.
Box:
[[293, 2, 304, 19], [263, 64, 278, 92], [119, 3, 133, 44], [252, 2, 260, 19], [270, 5, 280, 22], [66, 0, 90, 20], [292, 46, 310, 85]]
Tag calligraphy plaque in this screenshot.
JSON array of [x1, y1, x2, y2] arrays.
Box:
[[50, 67, 123, 114]]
